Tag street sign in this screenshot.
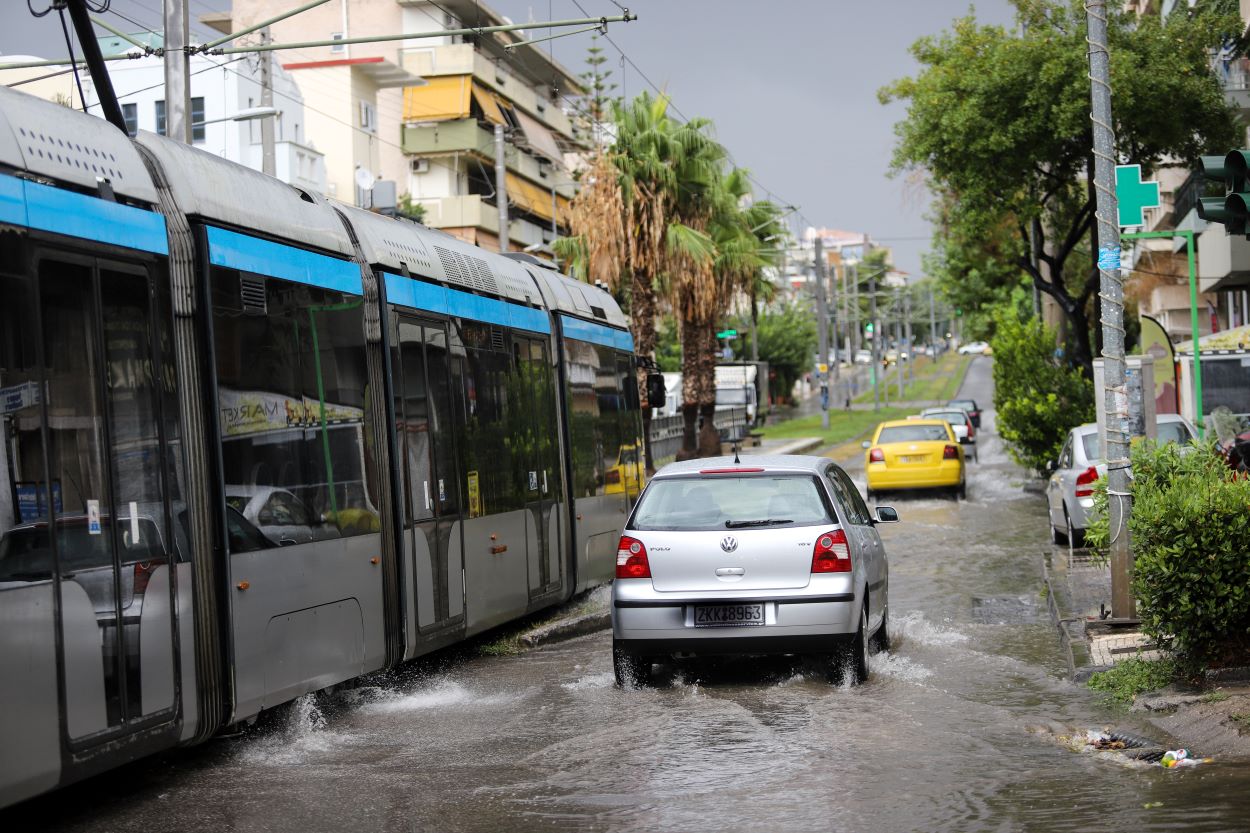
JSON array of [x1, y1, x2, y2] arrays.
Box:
[[1115, 164, 1160, 228], [716, 329, 737, 338]]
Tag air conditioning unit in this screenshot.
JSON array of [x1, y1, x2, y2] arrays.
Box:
[[410, 158, 430, 174]]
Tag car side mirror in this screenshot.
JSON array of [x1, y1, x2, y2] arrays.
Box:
[[1045, 459, 1057, 473], [874, 506, 899, 523], [861, 440, 872, 450], [646, 372, 666, 409]]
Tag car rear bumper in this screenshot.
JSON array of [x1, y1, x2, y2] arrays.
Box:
[[866, 462, 962, 490], [612, 592, 858, 651]]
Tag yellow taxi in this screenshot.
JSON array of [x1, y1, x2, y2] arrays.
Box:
[[863, 418, 966, 499], [604, 443, 645, 495]]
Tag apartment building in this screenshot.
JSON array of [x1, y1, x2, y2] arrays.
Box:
[[0, 32, 325, 195], [227, 0, 586, 252]]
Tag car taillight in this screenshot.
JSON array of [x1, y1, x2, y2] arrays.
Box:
[[943, 444, 959, 459], [616, 536, 651, 579], [966, 421, 975, 439], [869, 448, 885, 463], [132, 561, 155, 595], [1075, 466, 1099, 497], [605, 469, 621, 484], [812, 529, 852, 573]]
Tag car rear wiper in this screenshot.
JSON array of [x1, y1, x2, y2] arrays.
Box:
[[724, 518, 792, 528]]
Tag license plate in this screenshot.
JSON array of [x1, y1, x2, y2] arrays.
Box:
[[693, 603, 765, 627], [900, 455, 926, 463]]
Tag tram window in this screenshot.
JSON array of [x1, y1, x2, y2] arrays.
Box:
[[211, 268, 378, 547], [562, 338, 631, 498], [459, 332, 522, 516], [0, 274, 44, 553]]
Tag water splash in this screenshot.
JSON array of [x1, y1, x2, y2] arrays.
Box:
[[359, 680, 522, 714], [870, 650, 933, 682], [892, 610, 971, 647]]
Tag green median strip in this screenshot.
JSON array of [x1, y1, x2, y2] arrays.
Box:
[[758, 407, 916, 447]]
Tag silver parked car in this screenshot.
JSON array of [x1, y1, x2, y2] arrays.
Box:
[[611, 455, 897, 686], [1046, 413, 1197, 546]]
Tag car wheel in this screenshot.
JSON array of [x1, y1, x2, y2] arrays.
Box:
[[613, 640, 651, 687], [828, 606, 870, 685], [1051, 519, 1069, 546], [972, 447, 979, 464], [865, 488, 875, 500], [957, 481, 967, 500], [870, 598, 890, 653]]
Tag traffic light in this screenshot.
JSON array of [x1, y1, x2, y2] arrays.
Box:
[[1197, 151, 1250, 235], [864, 322, 874, 335]]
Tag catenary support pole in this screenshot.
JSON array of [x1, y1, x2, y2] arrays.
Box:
[[64, 0, 127, 133], [163, 0, 192, 143], [904, 288, 915, 385], [870, 274, 880, 411], [494, 123, 509, 252], [929, 285, 938, 354], [815, 236, 830, 430], [1086, 0, 1132, 619], [260, 27, 276, 177]]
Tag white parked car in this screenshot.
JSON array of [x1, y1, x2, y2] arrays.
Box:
[[958, 341, 989, 355]]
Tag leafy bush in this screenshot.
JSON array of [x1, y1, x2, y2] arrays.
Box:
[[1087, 656, 1177, 704], [990, 311, 1094, 474], [1086, 441, 1250, 670]]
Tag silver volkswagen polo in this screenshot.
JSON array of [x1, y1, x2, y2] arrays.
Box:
[[611, 455, 897, 686]]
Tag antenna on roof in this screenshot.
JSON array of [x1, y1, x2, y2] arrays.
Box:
[[731, 405, 742, 464]]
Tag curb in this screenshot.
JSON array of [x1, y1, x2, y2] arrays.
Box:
[[518, 611, 611, 648], [1041, 550, 1084, 681], [768, 437, 824, 455]]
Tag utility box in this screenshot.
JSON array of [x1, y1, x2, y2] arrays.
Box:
[[1094, 355, 1156, 455]]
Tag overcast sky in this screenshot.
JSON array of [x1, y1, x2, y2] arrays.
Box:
[[5, 1, 1017, 275]]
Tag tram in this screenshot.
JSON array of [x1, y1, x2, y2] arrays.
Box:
[[0, 84, 642, 808]]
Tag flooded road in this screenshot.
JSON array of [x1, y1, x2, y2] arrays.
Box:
[[12, 358, 1250, 832]]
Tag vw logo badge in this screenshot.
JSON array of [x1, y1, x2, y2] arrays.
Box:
[[720, 536, 738, 553]]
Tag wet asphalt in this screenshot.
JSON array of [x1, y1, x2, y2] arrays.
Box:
[[10, 357, 1250, 833]]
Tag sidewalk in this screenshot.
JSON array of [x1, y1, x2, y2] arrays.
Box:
[[1043, 545, 1250, 757]]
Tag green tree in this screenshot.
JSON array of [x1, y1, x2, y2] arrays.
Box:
[[752, 303, 818, 405], [881, 0, 1240, 373], [990, 308, 1095, 473]]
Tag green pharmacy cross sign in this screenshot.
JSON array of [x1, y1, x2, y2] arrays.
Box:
[[1115, 164, 1160, 228]]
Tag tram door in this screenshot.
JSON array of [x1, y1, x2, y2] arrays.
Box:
[[396, 318, 463, 632], [33, 257, 178, 740], [515, 337, 562, 600]]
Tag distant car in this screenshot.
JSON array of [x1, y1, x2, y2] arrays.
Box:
[[854, 349, 872, 365], [958, 341, 989, 355], [947, 398, 982, 429], [611, 455, 897, 687], [224, 485, 340, 545], [1046, 414, 1198, 547], [864, 419, 966, 499], [920, 407, 977, 462]]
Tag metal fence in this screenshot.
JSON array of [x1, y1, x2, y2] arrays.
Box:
[[649, 406, 750, 467]]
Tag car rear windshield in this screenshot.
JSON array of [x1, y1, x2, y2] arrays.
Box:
[[1081, 432, 1100, 461], [878, 424, 950, 444], [630, 474, 833, 530], [1156, 421, 1192, 445], [926, 411, 965, 424], [949, 400, 976, 411]]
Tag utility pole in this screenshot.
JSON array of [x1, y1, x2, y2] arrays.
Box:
[[894, 290, 904, 401], [163, 0, 192, 143], [814, 237, 830, 430], [870, 273, 880, 411], [260, 27, 275, 177], [904, 288, 915, 385], [841, 261, 851, 365], [494, 123, 509, 252], [1086, 1, 1131, 618], [928, 285, 938, 355], [851, 261, 861, 356]]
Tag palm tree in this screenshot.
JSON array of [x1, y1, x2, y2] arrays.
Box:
[[557, 92, 724, 467], [674, 169, 784, 458]]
